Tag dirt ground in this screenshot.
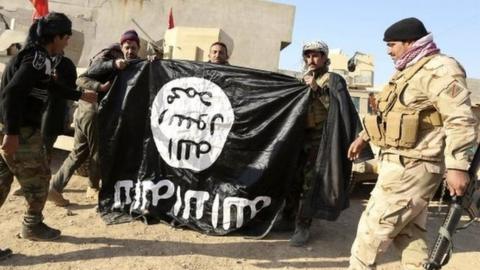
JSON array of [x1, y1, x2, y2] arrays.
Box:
[[0, 149, 479, 270]]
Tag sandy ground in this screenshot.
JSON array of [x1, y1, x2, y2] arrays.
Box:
[[0, 149, 479, 270]]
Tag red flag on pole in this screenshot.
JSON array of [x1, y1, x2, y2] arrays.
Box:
[[30, 0, 49, 20], [168, 7, 175, 29]]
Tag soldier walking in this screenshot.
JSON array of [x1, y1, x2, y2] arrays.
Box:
[[347, 17, 477, 269], [0, 12, 96, 259]]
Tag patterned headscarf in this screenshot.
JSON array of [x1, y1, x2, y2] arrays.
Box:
[[395, 33, 440, 70], [302, 40, 329, 56], [302, 40, 330, 73]]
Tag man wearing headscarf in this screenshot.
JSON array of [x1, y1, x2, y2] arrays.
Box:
[[347, 17, 477, 269], [277, 40, 372, 247]]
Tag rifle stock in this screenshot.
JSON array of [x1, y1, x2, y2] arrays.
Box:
[[424, 147, 480, 270]]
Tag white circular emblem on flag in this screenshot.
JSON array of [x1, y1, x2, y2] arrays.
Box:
[[150, 77, 234, 172]]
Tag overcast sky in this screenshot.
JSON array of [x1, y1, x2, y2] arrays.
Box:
[[272, 0, 480, 86]]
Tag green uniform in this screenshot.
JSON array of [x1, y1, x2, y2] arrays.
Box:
[[301, 72, 330, 192], [284, 72, 330, 221]]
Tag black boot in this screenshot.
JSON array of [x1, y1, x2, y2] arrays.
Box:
[[21, 222, 61, 241], [0, 248, 12, 260], [289, 217, 312, 247]]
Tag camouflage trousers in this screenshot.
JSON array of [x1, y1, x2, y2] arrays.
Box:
[[283, 139, 320, 221], [349, 153, 443, 270], [0, 127, 51, 225], [43, 134, 58, 164], [50, 101, 100, 192]]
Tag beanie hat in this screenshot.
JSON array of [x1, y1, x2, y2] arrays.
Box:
[[120, 30, 140, 46], [383, 17, 428, 42]]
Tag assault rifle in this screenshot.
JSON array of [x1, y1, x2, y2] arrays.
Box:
[[424, 147, 480, 270]]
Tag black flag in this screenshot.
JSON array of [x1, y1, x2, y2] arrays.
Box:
[[98, 59, 309, 236]]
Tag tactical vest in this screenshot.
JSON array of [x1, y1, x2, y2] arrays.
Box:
[[363, 55, 443, 148], [306, 72, 330, 129]]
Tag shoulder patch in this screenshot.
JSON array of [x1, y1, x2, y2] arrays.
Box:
[[443, 81, 466, 98], [32, 51, 47, 70]]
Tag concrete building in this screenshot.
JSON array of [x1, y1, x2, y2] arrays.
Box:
[[0, 29, 26, 73], [0, 0, 295, 71], [329, 49, 374, 90], [163, 27, 230, 62]]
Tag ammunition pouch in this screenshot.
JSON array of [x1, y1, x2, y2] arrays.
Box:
[[377, 83, 402, 114], [364, 55, 441, 149], [363, 110, 442, 148], [385, 111, 419, 148], [363, 114, 384, 147], [306, 95, 328, 129]]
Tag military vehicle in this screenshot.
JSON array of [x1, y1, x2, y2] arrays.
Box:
[[329, 50, 380, 192]]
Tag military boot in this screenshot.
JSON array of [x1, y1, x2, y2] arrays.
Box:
[[21, 222, 61, 241], [0, 248, 12, 260], [289, 217, 312, 247]]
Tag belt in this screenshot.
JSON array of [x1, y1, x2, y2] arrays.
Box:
[[381, 153, 418, 167]]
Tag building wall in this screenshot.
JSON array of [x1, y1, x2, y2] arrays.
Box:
[[0, 0, 295, 71], [163, 27, 223, 62], [330, 50, 374, 89]]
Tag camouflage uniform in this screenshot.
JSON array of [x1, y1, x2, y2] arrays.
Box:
[[301, 72, 330, 194], [284, 72, 330, 224], [349, 54, 477, 269], [0, 126, 50, 225]]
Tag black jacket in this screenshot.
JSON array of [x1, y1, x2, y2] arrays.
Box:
[[0, 45, 81, 134], [78, 58, 118, 102], [41, 56, 78, 137], [301, 72, 373, 221]]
